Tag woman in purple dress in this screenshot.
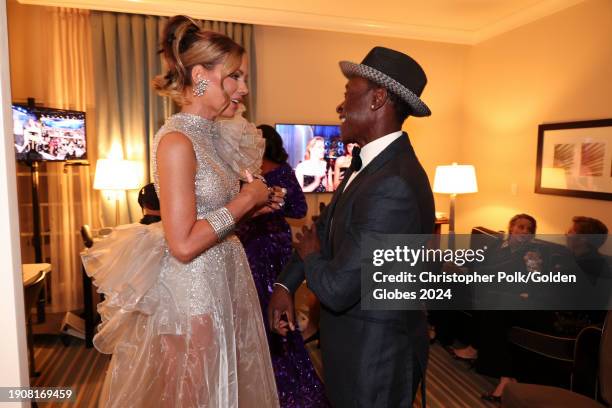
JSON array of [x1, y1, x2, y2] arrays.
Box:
[[236, 125, 330, 407]]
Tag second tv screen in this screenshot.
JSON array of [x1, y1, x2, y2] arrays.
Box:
[[276, 124, 359, 193]]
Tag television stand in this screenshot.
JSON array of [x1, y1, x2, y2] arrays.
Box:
[[25, 160, 47, 323]]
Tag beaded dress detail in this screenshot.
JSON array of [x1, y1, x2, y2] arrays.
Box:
[[82, 113, 279, 408]]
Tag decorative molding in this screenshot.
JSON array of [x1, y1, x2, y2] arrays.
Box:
[[17, 0, 586, 44]]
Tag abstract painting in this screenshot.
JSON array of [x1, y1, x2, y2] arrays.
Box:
[[536, 119, 612, 201]]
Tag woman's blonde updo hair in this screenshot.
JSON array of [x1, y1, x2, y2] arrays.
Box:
[[153, 15, 245, 106], [304, 137, 325, 161]]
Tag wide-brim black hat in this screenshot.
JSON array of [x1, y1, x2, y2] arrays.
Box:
[[339, 47, 431, 117]]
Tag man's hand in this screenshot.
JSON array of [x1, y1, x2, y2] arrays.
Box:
[[294, 223, 321, 260], [268, 285, 296, 336], [311, 202, 327, 223]]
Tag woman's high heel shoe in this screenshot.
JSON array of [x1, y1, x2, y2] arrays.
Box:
[[481, 392, 502, 403]]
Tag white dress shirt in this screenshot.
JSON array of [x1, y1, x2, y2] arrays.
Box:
[[343, 130, 403, 191]]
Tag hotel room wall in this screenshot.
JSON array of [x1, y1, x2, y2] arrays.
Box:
[[8, 0, 55, 263], [460, 0, 612, 234], [6, 0, 49, 105], [254, 25, 469, 229]]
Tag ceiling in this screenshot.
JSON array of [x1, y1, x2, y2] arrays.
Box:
[[17, 0, 586, 44]]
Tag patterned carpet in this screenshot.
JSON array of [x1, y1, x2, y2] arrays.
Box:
[[415, 344, 497, 408], [30, 335, 109, 407], [30, 333, 497, 407]]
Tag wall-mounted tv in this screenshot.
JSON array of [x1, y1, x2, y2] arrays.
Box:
[[275, 123, 359, 193], [13, 104, 86, 162]]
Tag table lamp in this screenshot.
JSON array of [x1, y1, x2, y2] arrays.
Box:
[[433, 163, 478, 233], [93, 159, 142, 225]]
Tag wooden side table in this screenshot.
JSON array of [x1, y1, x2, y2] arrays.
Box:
[[435, 217, 449, 234], [22, 263, 51, 322]]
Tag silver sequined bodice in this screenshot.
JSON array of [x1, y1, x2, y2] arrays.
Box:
[[152, 113, 240, 218], [152, 113, 248, 317]]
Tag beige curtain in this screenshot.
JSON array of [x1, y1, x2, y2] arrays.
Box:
[[90, 13, 257, 226], [44, 7, 96, 312], [91, 13, 166, 226]]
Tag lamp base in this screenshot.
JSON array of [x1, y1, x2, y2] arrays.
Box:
[[449, 193, 456, 233], [115, 198, 120, 226], [99, 190, 122, 226]]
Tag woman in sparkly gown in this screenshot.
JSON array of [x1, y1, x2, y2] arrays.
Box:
[[82, 16, 280, 407], [236, 125, 330, 407]]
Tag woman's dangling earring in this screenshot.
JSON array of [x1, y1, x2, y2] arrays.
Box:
[[193, 78, 209, 97]]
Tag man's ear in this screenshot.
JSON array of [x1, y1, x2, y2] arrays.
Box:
[[371, 87, 388, 111]]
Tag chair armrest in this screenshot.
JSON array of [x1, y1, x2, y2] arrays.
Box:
[[508, 326, 576, 362], [572, 325, 602, 398]]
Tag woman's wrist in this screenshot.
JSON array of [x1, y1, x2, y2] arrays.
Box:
[[228, 192, 255, 221]]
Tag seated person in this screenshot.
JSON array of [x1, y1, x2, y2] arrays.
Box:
[[458, 215, 609, 401], [452, 213, 538, 402], [137, 183, 161, 225], [553, 216, 610, 334], [566, 216, 609, 283]]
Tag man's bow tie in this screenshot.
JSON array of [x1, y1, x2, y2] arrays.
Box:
[[349, 146, 362, 172]]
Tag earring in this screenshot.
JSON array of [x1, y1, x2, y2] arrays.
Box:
[[193, 78, 209, 97], [371, 105, 375, 109]]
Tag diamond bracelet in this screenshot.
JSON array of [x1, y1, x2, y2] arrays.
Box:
[[205, 207, 235, 241]]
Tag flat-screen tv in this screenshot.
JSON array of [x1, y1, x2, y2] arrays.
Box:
[[275, 123, 359, 193], [13, 104, 86, 162]]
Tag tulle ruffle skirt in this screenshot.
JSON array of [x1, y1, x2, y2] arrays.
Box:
[[82, 223, 279, 407]]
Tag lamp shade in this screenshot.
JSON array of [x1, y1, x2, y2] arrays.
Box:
[[433, 163, 478, 194], [93, 159, 142, 191]]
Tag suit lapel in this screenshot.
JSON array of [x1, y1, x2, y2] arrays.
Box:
[[323, 167, 354, 248], [337, 133, 410, 207], [329, 133, 412, 245]]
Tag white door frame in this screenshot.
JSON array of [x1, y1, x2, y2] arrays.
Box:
[[0, 0, 30, 406]]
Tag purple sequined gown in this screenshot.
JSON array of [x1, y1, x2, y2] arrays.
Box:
[[236, 163, 330, 408]]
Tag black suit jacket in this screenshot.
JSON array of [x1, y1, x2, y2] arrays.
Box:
[[278, 133, 435, 407]]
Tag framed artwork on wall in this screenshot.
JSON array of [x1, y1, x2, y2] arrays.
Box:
[[535, 118, 612, 201]]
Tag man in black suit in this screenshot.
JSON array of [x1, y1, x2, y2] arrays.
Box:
[[268, 47, 435, 407]]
